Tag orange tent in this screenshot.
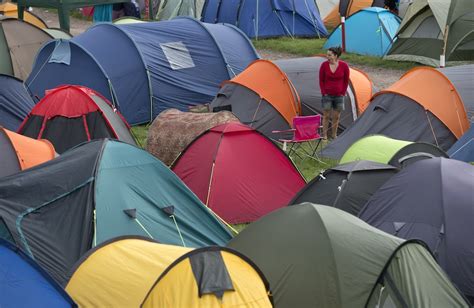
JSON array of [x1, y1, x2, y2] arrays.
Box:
[[0, 2, 47, 28], [229, 59, 301, 124], [324, 0, 376, 28], [0, 127, 56, 178], [373, 67, 469, 139], [350, 67, 373, 114]]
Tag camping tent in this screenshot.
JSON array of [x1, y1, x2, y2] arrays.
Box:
[[146, 109, 239, 166], [290, 160, 398, 215], [438, 64, 474, 123], [274, 56, 373, 131], [340, 135, 448, 168], [324, 8, 401, 57], [156, 0, 205, 20], [172, 122, 306, 224], [18, 85, 136, 154], [228, 203, 469, 307], [201, 0, 328, 39], [0, 16, 54, 80], [316, 0, 339, 20], [0, 74, 35, 130], [0, 2, 47, 28], [0, 139, 232, 286], [448, 126, 474, 162], [385, 0, 474, 66], [322, 67, 469, 159], [209, 59, 301, 138], [0, 239, 75, 307], [26, 18, 259, 125], [323, 0, 384, 28], [0, 127, 55, 178], [67, 237, 272, 307], [359, 158, 474, 303]]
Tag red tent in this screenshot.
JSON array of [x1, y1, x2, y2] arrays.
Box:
[[18, 85, 136, 153], [172, 122, 306, 224]]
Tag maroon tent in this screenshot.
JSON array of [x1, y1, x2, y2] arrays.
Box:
[[172, 122, 306, 224], [18, 85, 136, 153]]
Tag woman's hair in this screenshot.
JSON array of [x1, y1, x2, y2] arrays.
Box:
[[328, 46, 343, 57]]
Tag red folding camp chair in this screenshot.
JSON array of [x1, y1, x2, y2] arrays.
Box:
[[273, 115, 323, 160]]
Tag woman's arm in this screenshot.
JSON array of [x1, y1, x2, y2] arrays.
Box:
[[342, 63, 350, 95], [319, 63, 326, 96]]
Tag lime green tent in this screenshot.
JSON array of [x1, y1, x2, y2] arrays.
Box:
[[113, 16, 145, 24], [385, 0, 474, 66], [340, 135, 448, 167]]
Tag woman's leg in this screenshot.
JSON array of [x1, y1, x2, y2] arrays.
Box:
[[331, 110, 341, 139], [322, 110, 331, 139]]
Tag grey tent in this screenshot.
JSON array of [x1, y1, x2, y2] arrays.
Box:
[[438, 64, 474, 123], [290, 160, 398, 215], [321, 67, 469, 160], [228, 203, 469, 307], [385, 0, 474, 66], [359, 158, 474, 304], [155, 0, 205, 20], [274, 56, 374, 132]]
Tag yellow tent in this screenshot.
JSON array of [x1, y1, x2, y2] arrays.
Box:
[[0, 2, 47, 28], [66, 237, 272, 307]]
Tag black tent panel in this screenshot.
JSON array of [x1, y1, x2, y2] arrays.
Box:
[[321, 93, 456, 159], [40, 116, 89, 154], [86, 111, 116, 140], [210, 83, 290, 138], [388, 142, 448, 168], [18, 114, 43, 137], [0, 128, 20, 178]]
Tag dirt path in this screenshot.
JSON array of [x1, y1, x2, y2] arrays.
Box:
[[33, 8, 404, 90]]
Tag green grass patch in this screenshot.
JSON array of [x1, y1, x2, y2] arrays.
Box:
[[131, 125, 149, 148], [253, 37, 418, 70]]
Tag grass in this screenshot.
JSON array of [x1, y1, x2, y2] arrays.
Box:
[[253, 37, 419, 70]]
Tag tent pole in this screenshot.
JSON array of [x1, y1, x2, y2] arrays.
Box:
[[341, 16, 346, 52], [440, 25, 449, 68]]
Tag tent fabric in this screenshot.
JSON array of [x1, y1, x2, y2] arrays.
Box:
[[66, 237, 272, 307], [340, 135, 448, 167], [0, 16, 53, 80], [324, 0, 384, 28], [321, 67, 468, 159], [438, 64, 474, 123], [0, 139, 232, 286], [146, 109, 239, 166], [385, 0, 474, 66], [0, 239, 75, 307], [210, 59, 301, 138], [324, 8, 401, 57], [228, 203, 469, 307], [274, 56, 373, 130], [448, 125, 474, 162], [316, 0, 339, 19], [0, 2, 47, 28], [0, 127, 55, 178], [290, 160, 398, 215], [0, 74, 35, 131], [156, 0, 205, 20], [18, 85, 136, 154], [201, 0, 328, 39], [359, 158, 474, 302], [172, 122, 306, 224], [26, 18, 259, 125]]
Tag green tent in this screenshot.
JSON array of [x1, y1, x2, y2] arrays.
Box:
[[155, 0, 205, 20], [340, 135, 448, 168], [385, 0, 474, 66], [228, 203, 469, 307], [15, 0, 127, 31]]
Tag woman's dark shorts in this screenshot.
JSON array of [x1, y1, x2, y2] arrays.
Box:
[[322, 95, 345, 111]]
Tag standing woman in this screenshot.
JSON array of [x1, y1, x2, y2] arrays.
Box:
[[319, 46, 350, 140]]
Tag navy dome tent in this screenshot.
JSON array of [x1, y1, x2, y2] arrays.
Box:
[[26, 18, 259, 125], [324, 8, 401, 57], [0, 239, 75, 307], [359, 158, 474, 304], [0, 74, 35, 130], [201, 0, 328, 39], [448, 126, 474, 163]]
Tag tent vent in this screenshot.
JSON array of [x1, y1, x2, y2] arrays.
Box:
[[160, 41, 195, 70], [123, 208, 137, 219]]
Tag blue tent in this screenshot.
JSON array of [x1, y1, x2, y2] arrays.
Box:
[[324, 8, 400, 57], [448, 126, 474, 162], [0, 74, 35, 131], [0, 239, 75, 307], [26, 17, 258, 125], [201, 0, 328, 39]]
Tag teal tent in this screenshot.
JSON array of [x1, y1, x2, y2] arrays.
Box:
[[0, 139, 232, 286]]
